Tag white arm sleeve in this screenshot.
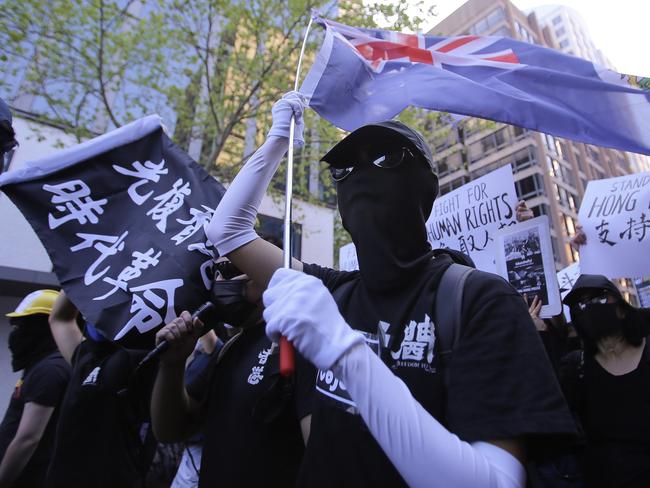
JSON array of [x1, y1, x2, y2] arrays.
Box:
[[206, 136, 288, 256], [333, 344, 525, 488]]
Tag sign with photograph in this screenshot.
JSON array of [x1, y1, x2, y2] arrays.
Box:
[[578, 171, 650, 277], [495, 215, 562, 317], [337, 164, 518, 272]]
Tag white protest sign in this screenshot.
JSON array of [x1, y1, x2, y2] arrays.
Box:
[[557, 262, 581, 322], [425, 164, 518, 272], [335, 164, 518, 272], [495, 216, 562, 318], [338, 242, 358, 271], [578, 172, 650, 277]]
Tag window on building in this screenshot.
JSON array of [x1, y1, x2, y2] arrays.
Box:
[[512, 146, 538, 172], [492, 26, 511, 37], [440, 176, 469, 196], [559, 39, 570, 48], [515, 173, 545, 199], [552, 15, 562, 25], [587, 145, 601, 163], [480, 128, 507, 154], [531, 204, 550, 217], [563, 166, 576, 188], [470, 7, 505, 35], [512, 125, 528, 139], [555, 26, 566, 37]]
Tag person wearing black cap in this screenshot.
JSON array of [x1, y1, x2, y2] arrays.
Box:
[[562, 274, 650, 487], [206, 92, 575, 487]]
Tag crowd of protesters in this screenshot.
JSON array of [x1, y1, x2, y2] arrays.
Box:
[[1, 91, 649, 488]]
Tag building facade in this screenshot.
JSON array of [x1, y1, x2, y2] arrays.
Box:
[[428, 0, 644, 292]]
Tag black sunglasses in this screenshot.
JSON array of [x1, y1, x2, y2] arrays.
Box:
[[573, 290, 610, 311], [214, 260, 244, 280], [329, 147, 414, 182]]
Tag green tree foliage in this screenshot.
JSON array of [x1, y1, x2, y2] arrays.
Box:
[[0, 0, 438, 261]]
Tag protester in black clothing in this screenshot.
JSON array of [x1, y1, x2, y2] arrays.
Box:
[[561, 274, 650, 487], [0, 290, 70, 487], [206, 92, 576, 487], [46, 291, 157, 488], [150, 257, 313, 487]]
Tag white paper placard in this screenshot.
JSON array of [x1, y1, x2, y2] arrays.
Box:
[[557, 262, 581, 322], [495, 216, 562, 318], [578, 172, 650, 277]]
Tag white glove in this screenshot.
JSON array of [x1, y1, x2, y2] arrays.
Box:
[[333, 339, 525, 488], [267, 91, 306, 147], [263, 268, 365, 371]]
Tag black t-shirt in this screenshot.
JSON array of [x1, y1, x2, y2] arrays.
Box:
[[300, 254, 576, 487], [579, 343, 650, 487], [46, 341, 155, 488], [186, 325, 314, 487], [0, 352, 70, 488]]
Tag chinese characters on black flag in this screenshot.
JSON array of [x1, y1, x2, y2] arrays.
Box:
[[0, 116, 225, 348]]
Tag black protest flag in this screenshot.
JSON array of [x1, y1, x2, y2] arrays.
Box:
[[0, 116, 225, 348]]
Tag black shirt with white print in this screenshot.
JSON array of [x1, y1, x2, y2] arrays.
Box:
[[186, 324, 314, 488], [300, 253, 576, 487]]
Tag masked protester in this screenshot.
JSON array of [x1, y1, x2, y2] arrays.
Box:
[[150, 255, 314, 487], [204, 92, 577, 487], [45, 291, 157, 488], [0, 290, 70, 487], [561, 275, 650, 487]]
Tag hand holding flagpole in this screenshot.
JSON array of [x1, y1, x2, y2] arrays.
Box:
[[280, 15, 314, 378]]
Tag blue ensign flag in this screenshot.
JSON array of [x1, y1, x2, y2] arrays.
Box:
[[301, 17, 650, 155]]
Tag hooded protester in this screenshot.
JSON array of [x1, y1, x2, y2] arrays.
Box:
[[46, 291, 157, 488], [150, 255, 314, 487], [561, 275, 650, 487], [205, 91, 577, 487], [0, 290, 70, 487]]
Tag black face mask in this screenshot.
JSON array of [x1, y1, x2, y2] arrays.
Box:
[[211, 279, 259, 328], [337, 153, 436, 293], [8, 317, 57, 372], [571, 302, 624, 345]]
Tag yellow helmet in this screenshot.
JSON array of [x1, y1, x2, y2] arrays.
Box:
[[6, 290, 60, 318]]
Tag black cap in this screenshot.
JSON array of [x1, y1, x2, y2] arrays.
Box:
[[321, 120, 435, 173], [563, 274, 631, 308]]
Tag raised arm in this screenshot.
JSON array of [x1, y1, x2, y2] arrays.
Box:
[[150, 312, 204, 443], [205, 92, 306, 288], [48, 290, 83, 364]]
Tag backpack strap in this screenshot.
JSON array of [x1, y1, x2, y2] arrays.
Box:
[[435, 263, 474, 390]]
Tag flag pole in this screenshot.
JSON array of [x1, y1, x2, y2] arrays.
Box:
[[280, 15, 314, 378]]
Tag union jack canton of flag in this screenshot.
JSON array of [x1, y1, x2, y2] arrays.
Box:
[[301, 16, 650, 156]]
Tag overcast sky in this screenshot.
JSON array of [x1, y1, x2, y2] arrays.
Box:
[[406, 0, 649, 76]]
